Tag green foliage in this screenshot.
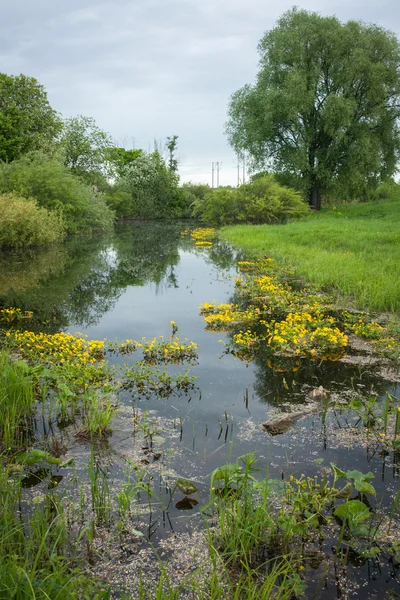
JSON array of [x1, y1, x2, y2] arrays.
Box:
[[226, 8, 400, 208], [119, 151, 185, 218], [334, 500, 371, 534], [0, 353, 36, 450], [0, 463, 109, 599], [166, 135, 179, 172], [58, 115, 114, 179], [0, 153, 114, 233], [0, 73, 62, 162], [180, 182, 211, 218], [106, 147, 142, 178], [0, 192, 65, 248], [192, 176, 309, 226], [104, 188, 133, 218], [367, 179, 400, 203]]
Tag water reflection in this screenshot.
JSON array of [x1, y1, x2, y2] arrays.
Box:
[[0, 222, 238, 332]]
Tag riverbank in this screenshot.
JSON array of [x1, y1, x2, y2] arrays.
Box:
[[220, 199, 400, 313]]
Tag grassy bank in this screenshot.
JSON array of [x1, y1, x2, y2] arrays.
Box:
[[220, 200, 400, 312]]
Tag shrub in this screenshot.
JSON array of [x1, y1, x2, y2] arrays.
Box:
[[368, 179, 400, 203], [119, 151, 185, 219], [0, 193, 65, 248], [0, 153, 115, 233], [180, 182, 211, 218], [192, 176, 309, 226], [105, 188, 133, 218]]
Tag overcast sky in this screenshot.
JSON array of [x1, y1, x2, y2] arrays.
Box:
[[2, 0, 399, 186]]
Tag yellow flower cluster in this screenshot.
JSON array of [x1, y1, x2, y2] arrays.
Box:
[[8, 330, 105, 362], [190, 227, 216, 247], [348, 319, 383, 339], [6, 329, 108, 387], [194, 241, 213, 247], [199, 257, 355, 366], [342, 312, 398, 357], [0, 307, 33, 322], [199, 303, 260, 331], [269, 313, 348, 360], [233, 329, 259, 348], [237, 260, 256, 272], [136, 336, 199, 365]]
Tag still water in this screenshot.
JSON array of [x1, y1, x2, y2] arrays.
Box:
[[1, 221, 399, 597]]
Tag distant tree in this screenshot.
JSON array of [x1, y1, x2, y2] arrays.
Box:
[[107, 147, 142, 178], [226, 9, 400, 209], [166, 135, 179, 172], [119, 151, 183, 218], [59, 115, 114, 179], [0, 73, 62, 162]]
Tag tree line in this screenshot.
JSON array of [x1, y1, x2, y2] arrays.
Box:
[[0, 73, 195, 246], [1, 8, 399, 247]]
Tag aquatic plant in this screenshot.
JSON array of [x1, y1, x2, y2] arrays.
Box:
[[200, 256, 399, 369]]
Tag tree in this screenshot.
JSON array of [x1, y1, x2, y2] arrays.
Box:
[[59, 115, 114, 179], [0, 73, 62, 162], [106, 147, 142, 178], [226, 9, 400, 209], [166, 135, 179, 172], [119, 151, 183, 218]]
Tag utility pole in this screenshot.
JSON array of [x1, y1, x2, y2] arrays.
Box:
[[211, 162, 214, 188], [237, 157, 240, 187], [216, 161, 219, 187], [242, 154, 246, 184]]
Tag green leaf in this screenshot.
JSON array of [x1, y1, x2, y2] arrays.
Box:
[[16, 449, 62, 466], [346, 469, 374, 482], [334, 500, 371, 528], [331, 464, 346, 482], [13, 360, 30, 371], [335, 482, 353, 499], [58, 382, 75, 397], [346, 470, 376, 496], [351, 525, 370, 538], [176, 479, 198, 495], [210, 463, 242, 488]]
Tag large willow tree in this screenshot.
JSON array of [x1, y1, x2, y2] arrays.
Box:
[[226, 9, 400, 209]]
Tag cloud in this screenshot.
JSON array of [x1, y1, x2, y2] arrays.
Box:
[[2, 0, 399, 185]]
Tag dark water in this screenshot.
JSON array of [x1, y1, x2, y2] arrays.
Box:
[[1, 222, 399, 597]]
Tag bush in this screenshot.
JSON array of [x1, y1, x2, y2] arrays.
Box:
[[0, 193, 65, 248], [368, 179, 400, 203], [180, 182, 211, 218], [105, 188, 133, 218], [119, 151, 185, 219], [192, 176, 309, 226], [0, 153, 115, 233]]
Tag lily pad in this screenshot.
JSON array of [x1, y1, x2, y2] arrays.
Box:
[[176, 479, 198, 495], [16, 449, 62, 466]]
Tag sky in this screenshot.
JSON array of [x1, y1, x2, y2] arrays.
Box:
[[2, 0, 399, 186]]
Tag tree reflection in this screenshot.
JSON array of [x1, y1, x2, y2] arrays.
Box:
[[0, 222, 237, 332]]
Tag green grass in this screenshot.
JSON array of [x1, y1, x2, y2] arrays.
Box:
[[220, 199, 400, 312], [0, 352, 36, 450]]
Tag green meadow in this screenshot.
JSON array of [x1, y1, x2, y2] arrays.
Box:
[[221, 200, 400, 313]]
